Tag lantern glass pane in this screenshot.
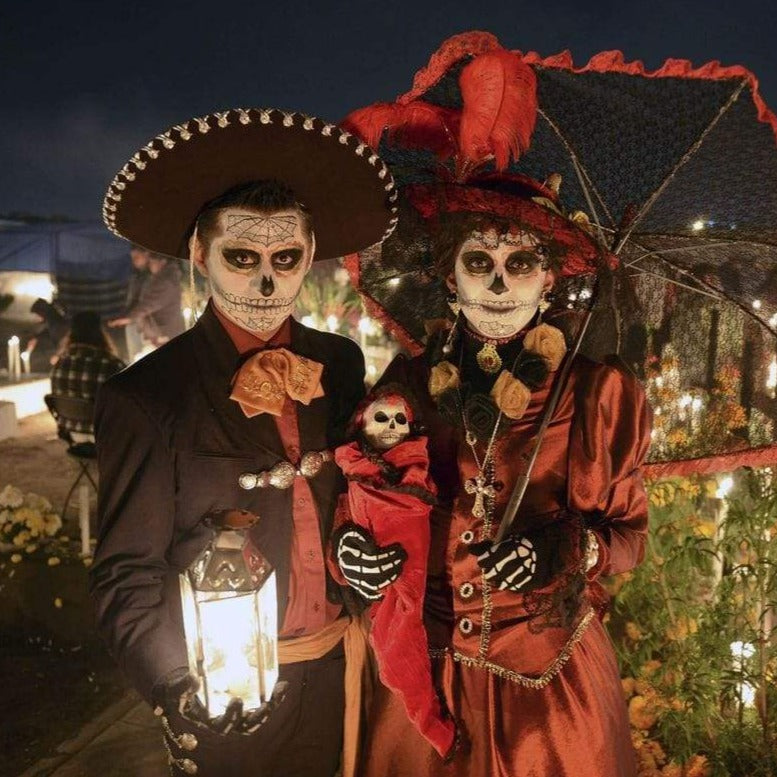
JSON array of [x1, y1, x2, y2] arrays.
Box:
[[256, 571, 279, 698], [196, 591, 262, 716]]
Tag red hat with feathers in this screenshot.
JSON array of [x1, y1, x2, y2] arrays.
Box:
[[341, 32, 610, 353]]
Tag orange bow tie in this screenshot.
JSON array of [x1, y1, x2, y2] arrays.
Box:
[[230, 348, 325, 417]]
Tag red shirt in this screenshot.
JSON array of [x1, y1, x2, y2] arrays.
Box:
[[213, 305, 341, 637]]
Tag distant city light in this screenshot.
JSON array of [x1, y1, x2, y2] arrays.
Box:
[[691, 219, 706, 232], [752, 299, 762, 311], [388, 277, 401, 288], [358, 317, 375, 335]]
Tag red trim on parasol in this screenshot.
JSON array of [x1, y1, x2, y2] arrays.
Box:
[[398, 31, 777, 144], [644, 443, 777, 479]]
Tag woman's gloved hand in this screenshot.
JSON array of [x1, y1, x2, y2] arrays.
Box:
[[470, 535, 538, 592]]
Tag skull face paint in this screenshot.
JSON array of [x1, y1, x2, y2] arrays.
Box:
[[193, 208, 313, 336], [362, 396, 411, 451], [452, 227, 554, 338]]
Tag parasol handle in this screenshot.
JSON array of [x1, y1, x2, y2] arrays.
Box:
[[492, 304, 596, 546]]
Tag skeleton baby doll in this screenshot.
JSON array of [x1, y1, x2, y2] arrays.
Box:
[[333, 388, 457, 759]]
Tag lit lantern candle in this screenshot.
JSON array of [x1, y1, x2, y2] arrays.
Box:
[[179, 509, 278, 717]]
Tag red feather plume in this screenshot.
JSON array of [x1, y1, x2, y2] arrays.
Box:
[[342, 100, 460, 159], [458, 49, 538, 175]]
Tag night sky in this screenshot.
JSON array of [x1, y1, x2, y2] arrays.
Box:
[[2, 0, 776, 222]]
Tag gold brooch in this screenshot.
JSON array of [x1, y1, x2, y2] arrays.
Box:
[[476, 342, 502, 374]]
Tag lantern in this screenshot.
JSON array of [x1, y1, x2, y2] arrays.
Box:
[[179, 509, 278, 717]]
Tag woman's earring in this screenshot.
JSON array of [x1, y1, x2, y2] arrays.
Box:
[[538, 290, 551, 322], [442, 310, 460, 356], [447, 291, 461, 316]]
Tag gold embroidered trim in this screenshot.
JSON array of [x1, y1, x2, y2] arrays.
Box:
[[430, 607, 596, 689]]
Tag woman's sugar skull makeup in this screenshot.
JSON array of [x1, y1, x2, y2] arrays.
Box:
[[194, 207, 314, 335], [362, 396, 412, 451], [452, 226, 554, 338]]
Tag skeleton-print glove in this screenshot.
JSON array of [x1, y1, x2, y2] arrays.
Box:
[[152, 667, 288, 736], [334, 523, 407, 601], [470, 535, 538, 592]]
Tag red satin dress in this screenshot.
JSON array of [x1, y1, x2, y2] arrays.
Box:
[[362, 353, 652, 777]]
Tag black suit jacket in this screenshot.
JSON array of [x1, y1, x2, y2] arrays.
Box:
[[89, 304, 365, 702]]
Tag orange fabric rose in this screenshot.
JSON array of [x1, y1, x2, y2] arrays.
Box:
[[490, 370, 531, 420], [428, 360, 460, 398], [524, 323, 567, 371]]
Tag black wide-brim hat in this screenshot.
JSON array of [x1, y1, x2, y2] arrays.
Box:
[[103, 108, 399, 261]]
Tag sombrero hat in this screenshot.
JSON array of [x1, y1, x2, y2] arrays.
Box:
[[103, 107, 398, 261]]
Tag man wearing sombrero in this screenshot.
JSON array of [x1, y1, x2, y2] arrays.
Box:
[[89, 108, 404, 777]]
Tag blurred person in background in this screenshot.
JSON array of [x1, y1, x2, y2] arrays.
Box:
[[25, 297, 70, 366], [50, 311, 126, 439], [108, 252, 185, 351], [123, 245, 151, 359]]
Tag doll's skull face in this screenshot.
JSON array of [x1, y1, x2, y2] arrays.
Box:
[[363, 397, 411, 451], [452, 227, 554, 338]]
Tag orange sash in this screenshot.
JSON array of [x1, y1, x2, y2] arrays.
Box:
[[279, 615, 372, 777]]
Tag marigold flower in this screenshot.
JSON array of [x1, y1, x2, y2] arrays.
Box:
[[54, 597, 63, 608], [626, 622, 643, 641], [629, 695, 659, 730], [683, 755, 711, 777], [640, 660, 662, 677], [47, 556, 61, 567], [10, 553, 22, 563]]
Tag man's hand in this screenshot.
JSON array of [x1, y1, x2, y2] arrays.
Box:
[[335, 523, 406, 601], [152, 668, 287, 736], [470, 535, 537, 592]]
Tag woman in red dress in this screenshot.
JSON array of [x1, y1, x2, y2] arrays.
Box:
[[333, 35, 652, 777]]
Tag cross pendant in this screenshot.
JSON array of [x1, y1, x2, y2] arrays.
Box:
[[465, 474, 496, 519]]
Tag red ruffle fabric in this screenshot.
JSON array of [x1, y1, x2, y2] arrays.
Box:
[[399, 30, 777, 143], [334, 439, 456, 759]]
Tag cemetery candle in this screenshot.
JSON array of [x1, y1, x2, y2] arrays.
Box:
[[7, 336, 21, 381], [20, 351, 30, 375]]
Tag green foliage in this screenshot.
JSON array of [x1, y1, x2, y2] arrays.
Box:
[[606, 470, 777, 775]]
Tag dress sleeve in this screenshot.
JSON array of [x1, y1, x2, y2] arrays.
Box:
[[568, 362, 652, 578], [88, 379, 188, 703]]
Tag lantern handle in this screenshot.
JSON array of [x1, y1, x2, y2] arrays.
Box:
[[204, 508, 259, 531]]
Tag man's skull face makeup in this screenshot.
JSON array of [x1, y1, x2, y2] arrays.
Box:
[[195, 207, 313, 336], [363, 397, 411, 451], [452, 227, 554, 338]]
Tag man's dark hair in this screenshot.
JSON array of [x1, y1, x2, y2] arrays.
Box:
[[194, 180, 313, 250]]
